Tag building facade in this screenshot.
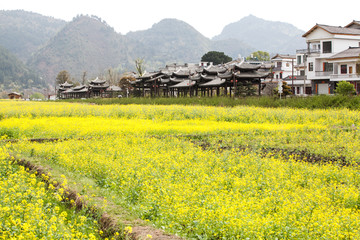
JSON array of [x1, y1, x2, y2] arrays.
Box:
[[302, 23, 360, 94]]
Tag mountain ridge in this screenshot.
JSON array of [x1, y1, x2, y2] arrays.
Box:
[[0, 10, 307, 88]]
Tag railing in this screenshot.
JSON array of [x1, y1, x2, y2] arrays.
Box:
[[296, 49, 321, 55], [315, 71, 332, 77], [330, 74, 360, 80]]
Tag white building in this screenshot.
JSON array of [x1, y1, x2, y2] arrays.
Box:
[[271, 54, 311, 95], [302, 22, 360, 94]]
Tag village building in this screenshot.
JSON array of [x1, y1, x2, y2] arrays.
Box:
[[132, 61, 269, 97], [8, 92, 22, 99], [301, 22, 360, 94]]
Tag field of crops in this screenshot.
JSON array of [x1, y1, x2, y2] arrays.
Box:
[[1, 100, 360, 239]]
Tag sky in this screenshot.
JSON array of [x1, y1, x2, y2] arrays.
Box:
[[1, 0, 359, 38]]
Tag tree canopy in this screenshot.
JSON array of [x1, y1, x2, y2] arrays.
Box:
[[201, 51, 232, 65], [56, 70, 71, 85], [246, 51, 270, 61], [335, 81, 356, 96]]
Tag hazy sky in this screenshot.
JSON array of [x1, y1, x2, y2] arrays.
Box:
[[2, 0, 359, 38]]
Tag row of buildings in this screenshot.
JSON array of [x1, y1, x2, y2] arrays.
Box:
[[271, 20, 360, 95], [57, 20, 360, 99]]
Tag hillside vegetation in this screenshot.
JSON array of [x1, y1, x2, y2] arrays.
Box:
[[0, 45, 44, 90]]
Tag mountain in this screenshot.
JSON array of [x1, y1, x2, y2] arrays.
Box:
[[211, 38, 254, 59], [213, 15, 305, 54], [0, 10, 66, 62], [0, 45, 44, 90], [28, 15, 135, 83], [127, 18, 253, 69], [127, 18, 211, 69]]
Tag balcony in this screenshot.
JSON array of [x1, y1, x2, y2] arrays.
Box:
[[330, 74, 360, 81], [296, 49, 321, 55], [315, 71, 332, 77]]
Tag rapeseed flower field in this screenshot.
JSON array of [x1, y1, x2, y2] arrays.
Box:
[[1, 100, 360, 239]]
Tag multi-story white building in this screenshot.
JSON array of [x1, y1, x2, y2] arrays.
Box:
[[271, 54, 296, 79], [271, 54, 311, 95], [302, 22, 360, 94]]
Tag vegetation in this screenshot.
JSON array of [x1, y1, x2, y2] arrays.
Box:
[[58, 94, 360, 110], [0, 45, 44, 91], [2, 101, 360, 239], [0, 147, 102, 239], [56, 70, 72, 85], [246, 50, 270, 61], [0, 10, 66, 62], [335, 81, 356, 96], [201, 51, 232, 65]]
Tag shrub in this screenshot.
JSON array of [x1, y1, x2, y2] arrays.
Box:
[[335, 81, 356, 96]]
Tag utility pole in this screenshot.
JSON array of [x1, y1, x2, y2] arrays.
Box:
[[292, 58, 294, 95]]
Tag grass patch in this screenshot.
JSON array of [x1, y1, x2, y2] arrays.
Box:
[[59, 95, 360, 110]]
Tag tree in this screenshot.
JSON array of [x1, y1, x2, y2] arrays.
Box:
[[118, 74, 136, 97], [82, 71, 87, 85], [246, 51, 270, 61], [273, 81, 292, 97], [335, 81, 356, 96], [56, 70, 71, 85], [135, 58, 146, 77], [30, 92, 45, 100], [201, 51, 232, 65]]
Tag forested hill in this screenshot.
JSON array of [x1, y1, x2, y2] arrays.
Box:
[[27, 15, 136, 83], [0, 10, 66, 62], [0, 45, 44, 90]]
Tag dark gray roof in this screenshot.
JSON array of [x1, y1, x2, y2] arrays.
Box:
[[328, 47, 360, 59], [73, 85, 86, 91], [203, 65, 227, 74], [303, 24, 360, 37], [199, 78, 226, 87], [59, 81, 73, 87], [169, 80, 195, 88], [90, 77, 107, 84], [137, 72, 162, 79], [271, 54, 295, 60], [283, 75, 306, 81], [170, 77, 188, 83], [234, 62, 262, 71], [235, 71, 269, 79]]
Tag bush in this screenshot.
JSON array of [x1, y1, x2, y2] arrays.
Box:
[[335, 81, 356, 96]]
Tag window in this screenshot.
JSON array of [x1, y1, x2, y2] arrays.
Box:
[[297, 56, 302, 64], [349, 66, 353, 74], [323, 41, 332, 53], [309, 62, 314, 71], [341, 65, 347, 74], [300, 70, 305, 76], [277, 62, 282, 68], [323, 62, 333, 72], [286, 62, 290, 67]]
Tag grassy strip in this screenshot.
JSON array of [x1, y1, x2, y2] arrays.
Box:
[[59, 95, 360, 110]]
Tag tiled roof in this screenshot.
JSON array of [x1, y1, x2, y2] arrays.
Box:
[[327, 47, 360, 60], [345, 20, 360, 29], [303, 24, 360, 37]]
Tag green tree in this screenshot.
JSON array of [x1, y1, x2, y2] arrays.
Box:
[[56, 70, 71, 85], [29, 92, 45, 100], [201, 51, 232, 65], [335, 81, 356, 96], [274, 81, 293, 97], [246, 51, 270, 61]]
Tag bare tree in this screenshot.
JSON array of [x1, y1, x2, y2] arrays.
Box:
[[135, 58, 145, 76]]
